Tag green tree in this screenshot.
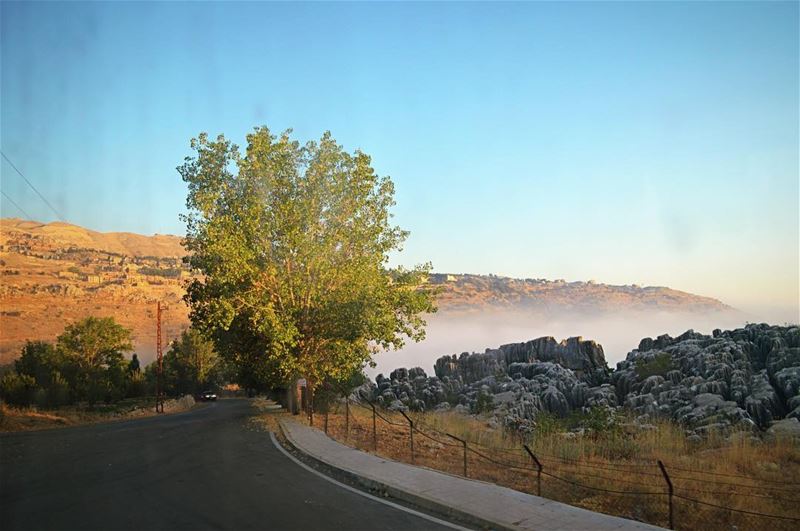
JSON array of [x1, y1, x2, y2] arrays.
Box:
[[0, 372, 38, 407], [14, 341, 72, 407], [57, 317, 133, 403], [15, 341, 62, 389], [128, 354, 141, 374], [163, 329, 220, 395], [179, 127, 436, 402]]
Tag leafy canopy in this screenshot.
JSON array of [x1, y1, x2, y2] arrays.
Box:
[[162, 328, 220, 394], [179, 127, 436, 389], [57, 316, 133, 371]]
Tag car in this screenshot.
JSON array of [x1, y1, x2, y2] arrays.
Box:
[[200, 390, 217, 401]]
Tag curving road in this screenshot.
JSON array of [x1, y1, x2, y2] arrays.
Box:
[[0, 400, 456, 531]]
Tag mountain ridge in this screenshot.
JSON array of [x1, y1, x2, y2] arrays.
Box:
[[0, 218, 735, 363]]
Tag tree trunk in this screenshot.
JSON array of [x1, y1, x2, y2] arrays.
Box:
[[307, 379, 315, 426]]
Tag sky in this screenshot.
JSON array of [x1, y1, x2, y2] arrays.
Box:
[[1, 1, 798, 321]]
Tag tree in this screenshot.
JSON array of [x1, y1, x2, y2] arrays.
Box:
[[15, 341, 62, 389], [128, 354, 141, 374], [14, 340, 71, 407], [179, 127, 436, 402], [162, 328, 219, 395], [56, 317, 133, 403]]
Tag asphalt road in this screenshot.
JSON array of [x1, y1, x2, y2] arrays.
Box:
[[0, 400, 456, 531]]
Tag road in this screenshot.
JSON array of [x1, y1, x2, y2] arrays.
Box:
[[0, 400, 456, 531]]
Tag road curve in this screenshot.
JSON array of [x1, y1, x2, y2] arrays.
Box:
[[0, 399, 455, 530]]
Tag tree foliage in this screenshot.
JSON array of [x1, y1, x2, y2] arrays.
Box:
[[162, 328, 220, 395], [0, 318, 141, 407], [179, 127, 436, 393]]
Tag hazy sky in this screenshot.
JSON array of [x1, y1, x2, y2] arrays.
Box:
[[1, 1, 798, 319]]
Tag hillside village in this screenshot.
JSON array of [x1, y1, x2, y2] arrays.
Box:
[[0, 218, 734, 365], [0, 219, 189, 364]]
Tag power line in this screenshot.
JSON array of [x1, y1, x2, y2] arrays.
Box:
[[1, 189, 34, 219], [1, 151, 65, 221]]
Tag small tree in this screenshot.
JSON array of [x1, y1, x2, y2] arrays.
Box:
[[0, 372, 37, 407], [57, 317, 133, 403], [162, 329, 220, 395], [15, 341, 62, 389]]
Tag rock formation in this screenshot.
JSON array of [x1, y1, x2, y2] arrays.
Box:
[[365, 324, 800, 438]]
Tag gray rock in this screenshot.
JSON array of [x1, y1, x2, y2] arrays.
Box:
[[767, 418, 800, 440], [366, 324, 800, 438]]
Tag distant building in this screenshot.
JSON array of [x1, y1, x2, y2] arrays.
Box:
[[428, 273, 459, 284]]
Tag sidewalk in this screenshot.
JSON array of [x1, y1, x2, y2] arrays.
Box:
[[279, 419, 664, 531]]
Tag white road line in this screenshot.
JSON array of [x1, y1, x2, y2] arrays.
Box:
[[268, 432, 473, 531]]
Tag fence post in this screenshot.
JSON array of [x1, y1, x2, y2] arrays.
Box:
[[523, 445, 543, 497], [324, 411, 329, 435], [399, 410, 414, 463], [345, 398, 350, 440], [370, 402, 377, 451], [658, 460, 674, 530], [446, 433, 467, 477]]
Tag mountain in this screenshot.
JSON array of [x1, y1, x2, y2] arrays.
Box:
[[0, 218, 734, 364], [428, 273, 731, 313]]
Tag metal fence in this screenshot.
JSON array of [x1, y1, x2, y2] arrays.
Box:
[[310, 397, 800, 531]]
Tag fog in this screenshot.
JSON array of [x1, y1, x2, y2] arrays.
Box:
[[367, 309, 761, 379]]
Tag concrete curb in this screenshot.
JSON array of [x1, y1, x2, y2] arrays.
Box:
[[279, 419, 520, 531]]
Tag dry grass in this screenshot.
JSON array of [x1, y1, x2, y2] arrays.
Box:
[[315, 402, 800, 531], [0, 396, 194, 432]]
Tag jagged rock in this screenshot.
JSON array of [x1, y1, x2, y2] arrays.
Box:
[[434, 336, 609, 386], [387, 399, 408, 412], [367, 325, 800, 438], [767, 418, 800, 440], [541, 386, 569, 416]]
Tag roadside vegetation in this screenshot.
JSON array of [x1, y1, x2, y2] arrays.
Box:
[[0, 316, 225, 431], [178, 126, 437, 404], [305, 399, 800, 531]]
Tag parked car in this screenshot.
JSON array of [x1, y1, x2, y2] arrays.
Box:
[[200, 390, 217, 401]]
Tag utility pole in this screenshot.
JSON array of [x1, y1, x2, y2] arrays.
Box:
[[156, 301, 164, 413]]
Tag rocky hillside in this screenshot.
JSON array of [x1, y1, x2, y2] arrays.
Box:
[[362, 324, 800, 438], [0, 218, 188, 364], [430, 273, 732, 314], [1, 218, 733, 364]]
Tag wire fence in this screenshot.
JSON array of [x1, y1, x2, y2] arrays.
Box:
[[309, 395, 800, 531]]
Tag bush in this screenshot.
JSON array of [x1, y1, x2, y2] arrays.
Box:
[[635, 352, 674, 379], [47, 372, 70, 407], [533, 412, 563, 437], [472, 390, 495, 414], [580, 406, 619, 438], [126, 371, 146, 398], [0, 372, 38, 406], [138, 267, 181, 278]]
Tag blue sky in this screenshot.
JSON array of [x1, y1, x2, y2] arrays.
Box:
[[1, 1, 798, 318]]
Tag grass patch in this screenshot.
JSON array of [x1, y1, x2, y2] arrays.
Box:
[[312, 402, 799, 530], [0, 396, 192, 432]]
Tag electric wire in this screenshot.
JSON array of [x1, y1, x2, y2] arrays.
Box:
[[1, 189, 33, 219], [1, 151, 65, 221]]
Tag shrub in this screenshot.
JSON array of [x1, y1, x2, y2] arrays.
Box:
[[472, 390, 495, 414], [581, 406, 618, 435], [47, 372, 70, 407], [534, 412, 563, 437], [635, 352, 674, 379], [0, 372, 38, 406], [126, 371, 146, 398]]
